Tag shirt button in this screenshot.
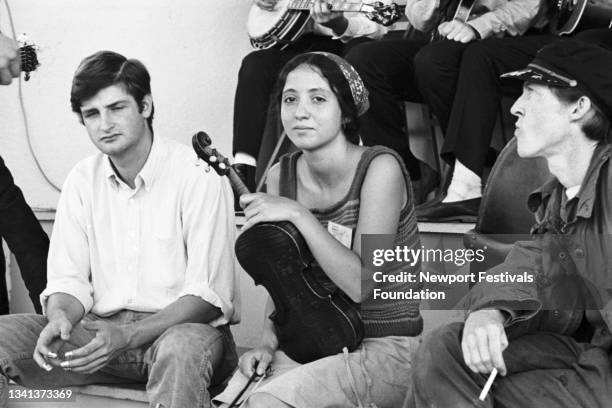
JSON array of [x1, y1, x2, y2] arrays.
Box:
[[575, 248, 585, 258], [559, 252, 567, 260]]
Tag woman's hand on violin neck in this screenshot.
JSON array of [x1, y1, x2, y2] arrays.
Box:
[[239, 345, 276, 378], [240, 193, 309, 231]]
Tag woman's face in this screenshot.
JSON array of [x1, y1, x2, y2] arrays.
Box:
[[281, 64, 344, 151]]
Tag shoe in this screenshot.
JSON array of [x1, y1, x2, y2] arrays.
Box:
[[231, 163, 256, 213], [416, 197, 481, 223], [412, 161, 440, 205], [415, 194, 444, 210]]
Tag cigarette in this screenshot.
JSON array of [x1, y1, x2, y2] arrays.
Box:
[[479, 368, 498, 401]]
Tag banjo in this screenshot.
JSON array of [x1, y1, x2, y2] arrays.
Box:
[[247, 0, 405, 50]]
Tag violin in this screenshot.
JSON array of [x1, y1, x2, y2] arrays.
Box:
[[192, 131, 363, 364]]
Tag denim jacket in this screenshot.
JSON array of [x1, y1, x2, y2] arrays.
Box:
[[463, 143, 612, 345]]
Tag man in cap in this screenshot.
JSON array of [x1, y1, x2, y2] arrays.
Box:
[[409, 39, 612, 407]]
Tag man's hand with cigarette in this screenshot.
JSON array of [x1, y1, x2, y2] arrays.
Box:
[[461, 309, 508, 376]]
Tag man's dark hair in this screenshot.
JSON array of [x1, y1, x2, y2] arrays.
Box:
[[70, 51, 154, 128], [274, 53, 361, 145], [551, 86, 610, 143]]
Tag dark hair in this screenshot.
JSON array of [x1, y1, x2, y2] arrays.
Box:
[[70, 50, 154, 128], [551, 86, 610, 143], [274, 53, 360, 144]]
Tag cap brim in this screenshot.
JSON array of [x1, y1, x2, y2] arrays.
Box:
[[501, 67, 574, 87]]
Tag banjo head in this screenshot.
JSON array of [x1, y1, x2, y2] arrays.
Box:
[[247, 0, 292, 38]]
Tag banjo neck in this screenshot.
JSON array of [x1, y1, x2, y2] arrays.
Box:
[[287, 0, 367, 13]]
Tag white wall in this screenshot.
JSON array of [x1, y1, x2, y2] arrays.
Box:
[[0, 0, 251, 210]]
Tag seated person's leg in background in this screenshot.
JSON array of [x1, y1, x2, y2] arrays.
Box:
[[347, 39, 467, 203], [412, 322, 612, 408], [575, 28, 612, 50], [416, 34, 556, 220]]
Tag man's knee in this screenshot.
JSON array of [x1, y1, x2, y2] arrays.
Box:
[[153, 323, 224, 368], [414, 42, 460, 83], [0, 314, 45, 358], [413, 322, 464, 385], [460, 41, 498, 70], [244, 392, 289, 408], [344, 41, 380, 75], [238, 49, 282, 82]]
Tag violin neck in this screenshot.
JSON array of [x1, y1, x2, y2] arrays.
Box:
[[227, 168, 252, 196]]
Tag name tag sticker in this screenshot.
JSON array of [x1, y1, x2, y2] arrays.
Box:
[[327, 221, 353, 249]]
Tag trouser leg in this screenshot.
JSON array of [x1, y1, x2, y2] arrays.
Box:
[[346, 38, 428, 177], [413, 40, 468, 135], [0, 254, 8, 315], [412, 321, 612, 408], [144, 323, 237, 408], [575, 28, 612, 50], [438, 35, 556, 176]]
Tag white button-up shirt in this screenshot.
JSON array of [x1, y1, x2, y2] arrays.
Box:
[[41, 136, 239, 326]]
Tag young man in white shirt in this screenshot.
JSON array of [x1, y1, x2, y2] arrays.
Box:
[[0, 50, 238, 408]]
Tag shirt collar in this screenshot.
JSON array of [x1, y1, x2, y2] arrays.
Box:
[[137, 135, 164, 191], [103, 135, 165, 192], [528, 143, 612, 219]]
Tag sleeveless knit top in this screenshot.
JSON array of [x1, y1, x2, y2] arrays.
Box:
[[278, 146, 423, 338]]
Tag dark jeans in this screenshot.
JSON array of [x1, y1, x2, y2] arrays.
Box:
[[346, 34, 556, 178], [0, 156, 48, 315], [232, 34, 370, 158], [411, 322, 612, 408]]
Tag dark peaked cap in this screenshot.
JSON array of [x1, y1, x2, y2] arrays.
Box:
[[502, 39, 612, 120]]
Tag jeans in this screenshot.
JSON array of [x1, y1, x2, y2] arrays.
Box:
[[0, 311, 237, 408]]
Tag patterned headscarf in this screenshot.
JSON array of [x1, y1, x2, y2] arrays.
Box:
[[311, 52, 370, 116]]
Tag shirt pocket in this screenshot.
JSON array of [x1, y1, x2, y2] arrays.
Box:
[[150, 228, 183, 289]]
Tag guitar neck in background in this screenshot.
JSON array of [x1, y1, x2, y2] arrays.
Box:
[[227, 169, 252, 196], [288, 0, 402, 13]]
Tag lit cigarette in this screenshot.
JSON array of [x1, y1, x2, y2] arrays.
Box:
[[479, 368, 498, 401]]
